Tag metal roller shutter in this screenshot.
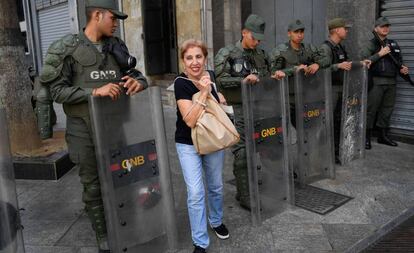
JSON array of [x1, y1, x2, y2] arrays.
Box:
[[38, 2, 71, 62], [381, 0, 414, 134]]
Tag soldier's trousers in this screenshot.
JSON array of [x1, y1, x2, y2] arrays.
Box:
[[231, 105, 250, 207], [367, 84, 396, 129], [66, 116, 107, 242], [332, 86, 343, 157]]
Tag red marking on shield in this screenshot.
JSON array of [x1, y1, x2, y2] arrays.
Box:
[[110, 163, 121, 172], [148, 153, 157, 161]]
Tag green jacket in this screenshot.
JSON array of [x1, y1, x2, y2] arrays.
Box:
[[214, 41, 270, 104], [269, 42, 330, 76], [40, 32, 148, 118], [319, 39, 349, 86], [360, 38, 396, 85], [319, 41, 345, 72]]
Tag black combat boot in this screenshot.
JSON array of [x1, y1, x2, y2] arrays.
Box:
[[377, 128, 398, 146], [365, 129, 372, 150]]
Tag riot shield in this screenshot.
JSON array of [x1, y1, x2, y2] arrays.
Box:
[[0, 108, 25, 253], [89, 87, 177, 253], [242, 77, 293, 226], [339, 63, 368, 165], [294, 69, 335, 185]]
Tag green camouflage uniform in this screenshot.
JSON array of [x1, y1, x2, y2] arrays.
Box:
[[269, 41, 329, 125], [39, 31, 148, 244], [360, 39, 399, 129], [214, 40, 269, 208]]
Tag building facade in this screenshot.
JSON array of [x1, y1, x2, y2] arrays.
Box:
[[22, 0, 414, 136]]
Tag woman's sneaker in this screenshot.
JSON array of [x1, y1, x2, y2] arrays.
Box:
[[193, 245, 207, 253], [211, 223, 229, 239]]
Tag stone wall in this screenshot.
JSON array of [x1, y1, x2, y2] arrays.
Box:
[[212, 0, 242, 55], [122, 0, 146, 75], [175, 0, 202, 71], [327, 0, 377, 59]]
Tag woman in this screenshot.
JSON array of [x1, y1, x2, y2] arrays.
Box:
[[174, 39, 229, 253]]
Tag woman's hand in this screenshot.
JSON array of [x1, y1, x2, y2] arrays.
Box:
[[198, 75, 212, 93]]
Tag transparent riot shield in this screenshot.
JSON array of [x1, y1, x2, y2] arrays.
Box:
[[0, 108, 25, 253], [339, 62, 368, 165], [294, 69, 335, 185], [89, 87, 177, 253], [242, 77, 293, 226]]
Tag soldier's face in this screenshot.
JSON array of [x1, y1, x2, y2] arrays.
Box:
[[183, 46, 206, 78], [242, 30, 260, 49], [288, 30, 304, 44], [97, 10, 118, 37], [375, 25, 390, 37], [336, 27, 349, 40]]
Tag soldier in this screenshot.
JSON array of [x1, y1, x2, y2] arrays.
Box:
[[39, 1, 148, 252], [269, 19, 329, 126], [319, 18, 352, 163], [214, 14, 270, 210], [361, 17, 409, 149]]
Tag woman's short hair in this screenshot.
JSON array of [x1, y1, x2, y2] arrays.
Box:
[[180, 39, 208, 59]]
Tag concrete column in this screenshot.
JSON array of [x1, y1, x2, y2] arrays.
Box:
[[327, 0, 377, 59], [176, 0, 202, 72], [201, 0, 214, 69], [223, 0, 242, 45], [122, 0, 146, 75]]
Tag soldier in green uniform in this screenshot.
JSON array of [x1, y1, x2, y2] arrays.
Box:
[[319, 18, 352, 163], [269, 19, 330, 126], [361, 17, 409, 149], [214, 14, 270, 210], [320, 18, 371, 162], [39, 1, 148, 252]]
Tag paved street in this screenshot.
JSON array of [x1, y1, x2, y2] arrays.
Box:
[[17, 105, 414, 253]]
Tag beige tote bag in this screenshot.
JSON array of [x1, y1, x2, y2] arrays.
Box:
[[191, 92, 240, 155]]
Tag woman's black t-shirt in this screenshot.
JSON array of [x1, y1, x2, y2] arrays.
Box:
[[174, 71, 220, 145]]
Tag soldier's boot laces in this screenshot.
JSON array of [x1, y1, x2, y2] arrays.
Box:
[[377, 128, 398, 147], [365, 129, 372, 150]]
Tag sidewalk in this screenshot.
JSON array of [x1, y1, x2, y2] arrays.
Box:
[[18, 105, 414, 253]]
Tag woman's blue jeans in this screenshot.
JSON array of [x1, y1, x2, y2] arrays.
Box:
[[175, 143, 225, 249]]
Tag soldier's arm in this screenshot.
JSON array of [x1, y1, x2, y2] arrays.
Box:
[[360, 41, 381, 63], [44, 57, 94, 104], [269, 48, 295, 76], [312, 44, 330, 69], [214, 48, 244, 90], [319, 44, 338, 71]]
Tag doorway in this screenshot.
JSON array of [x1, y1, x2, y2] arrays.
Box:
[[142, 0, 178, 75]]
